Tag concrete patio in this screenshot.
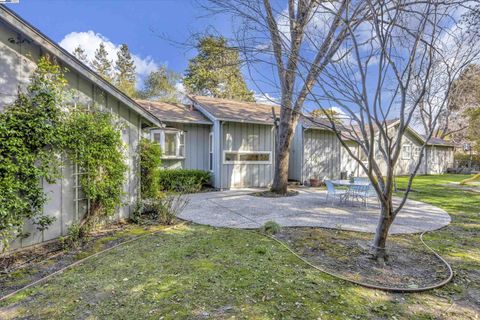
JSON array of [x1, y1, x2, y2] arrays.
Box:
[[179, 189, 451, 234]]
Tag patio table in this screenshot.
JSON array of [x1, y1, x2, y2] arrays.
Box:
[[330, 179, 371, 204]]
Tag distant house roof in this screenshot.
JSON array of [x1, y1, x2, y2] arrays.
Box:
[[135, 100, 212, 125], [420, 135, 456, 147], [0, 6, 161, 127], [299, 115, 335, 130], [189, 95, 279, 125]]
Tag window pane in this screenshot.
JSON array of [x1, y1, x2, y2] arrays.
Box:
[[164, 133, 177, 156], [239, 153, 270, 161], [209, 153, 213, 171], [224, 152, 238, 161], [153, 132, 161, 144]]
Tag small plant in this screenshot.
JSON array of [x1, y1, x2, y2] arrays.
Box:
[[66, 223, 85, 248], [129, 200, 145, 224], [260, 221, 281, 235], [143, 193, 190, 225]]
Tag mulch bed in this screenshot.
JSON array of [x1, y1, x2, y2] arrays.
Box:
[[0, 222, 152, 298], [274, 227, 451, 290], [250, 190, 299, 198]]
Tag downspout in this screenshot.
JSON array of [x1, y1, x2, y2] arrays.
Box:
[[301, 127, 305, 184]]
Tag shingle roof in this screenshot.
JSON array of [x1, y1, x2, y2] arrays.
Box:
[[420, 135, 456, 147], [189, 95, 279, 124], [299, 115, 335, 130], [135, 100, 212, 125]]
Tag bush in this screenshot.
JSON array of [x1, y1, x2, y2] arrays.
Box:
[[158, 169, 211, 193], [140, 138, 162, 198], [260, 221, 281, 235], [143, 193, 190, 225], [455, 152, 480, 169]]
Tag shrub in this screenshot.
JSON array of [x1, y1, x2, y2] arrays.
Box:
[[142, 193, 190, 225], [455, 152, 480, 169], [260, 221, 281, 235], [139, 138, 162, 198], [65, 223, 85, 248], [62, 110, 127, 229], [0, 56, 66, 251], [158, 169, 210, 193]]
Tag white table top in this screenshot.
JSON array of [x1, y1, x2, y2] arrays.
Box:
[[330, 179, 371, 186]]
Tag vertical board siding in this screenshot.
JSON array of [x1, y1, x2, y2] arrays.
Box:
[[159, 123, 211, 171], [302, 129, 341, 182], [221, 122, 274, 189], [0, 24, 144, 250], [288, 124, 303, 182]]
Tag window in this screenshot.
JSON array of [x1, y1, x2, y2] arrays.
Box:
[[402, 145, 412, 160], [223, 151, 271, 164], [208, 132, 213, 171], [151, 129, 185, 158]]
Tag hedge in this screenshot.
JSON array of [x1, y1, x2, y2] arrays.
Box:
[[158, 169, 211, 193]]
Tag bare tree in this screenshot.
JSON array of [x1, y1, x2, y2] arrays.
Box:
[[204, 0, 367, 194], [307, 1, 480, 259]]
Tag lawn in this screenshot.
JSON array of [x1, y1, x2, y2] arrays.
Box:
[[0, 174, 479, 319]]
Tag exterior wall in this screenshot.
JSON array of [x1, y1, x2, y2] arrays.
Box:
[[340, 140, 360, 176], [302, 129, 341, 183], [288, 124, 303, 182], [220, 122, 274, 189], [426, 145, 454, 174], [159, 123, 211, 171], [1, 21, 143, 250]]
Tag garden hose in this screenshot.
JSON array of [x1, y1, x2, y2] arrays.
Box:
[[261, 229, 453, 293]]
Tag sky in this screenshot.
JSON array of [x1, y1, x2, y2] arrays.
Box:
[[5, 0, 254, 95]]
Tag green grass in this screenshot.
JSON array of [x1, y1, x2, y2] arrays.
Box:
[[1, 174, 479, 319]]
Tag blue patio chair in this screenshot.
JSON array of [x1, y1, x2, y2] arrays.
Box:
[[325, 180, 348, 205], [353, 177, 370, 184]]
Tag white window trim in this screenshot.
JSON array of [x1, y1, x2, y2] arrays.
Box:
[[402, 145, 412, 160], [223, 150, 272, 165], [208, 132, 214, 172], [151, 129, 186, 159]]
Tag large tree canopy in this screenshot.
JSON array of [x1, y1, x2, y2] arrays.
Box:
[[183, 36, 254, 102], [115, 44, 137, 97], [137, 65, 180, 102]]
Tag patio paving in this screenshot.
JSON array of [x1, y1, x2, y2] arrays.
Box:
[[179, 188, 451, 234]]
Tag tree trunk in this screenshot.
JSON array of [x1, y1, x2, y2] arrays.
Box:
[[371, 200, 394, 261], [271, 117, 296, 194]]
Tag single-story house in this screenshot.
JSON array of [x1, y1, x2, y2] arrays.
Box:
[[338, 120, 456, 177], [136, 99, 212, 171], [0, 6, 161, 249], [138, 96, 277, 189], [139, 97, 456, 188]]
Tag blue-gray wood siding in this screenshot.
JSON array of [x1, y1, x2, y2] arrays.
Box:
[[220, 122, 274, 188], [288, 123, 304, 182], [302, 129, 341, 182], [160, 122, 211, 171], [0, 20, 143, 250]]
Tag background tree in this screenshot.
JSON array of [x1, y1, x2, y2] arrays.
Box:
[[183, 35, 254, 102], [115, 44, 137, 97], [73, 45, 89, 65], [310, 108, 342, 124], [91, 42, 113, 82], [137, 65, 180, 102]]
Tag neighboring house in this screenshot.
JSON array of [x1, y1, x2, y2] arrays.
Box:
[[339, 120, 456, 177], [136, 100, 212, 171], [0, 6, 161, 249]]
